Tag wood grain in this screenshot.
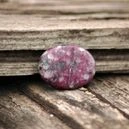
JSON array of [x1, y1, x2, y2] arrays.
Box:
[[0, 49, 128, 75], [0, 84, 71, 129], [87, 75, 129, 118], [0, 1, 129, 129], [0, 1, 129, 15], [0, 24, 129, 50], [0, 1, 128, 75], [0, 75, 129, 129], [17, 75, 129, 129]]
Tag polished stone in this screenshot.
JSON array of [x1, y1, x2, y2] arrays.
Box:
[[39, 45, 95, 90]]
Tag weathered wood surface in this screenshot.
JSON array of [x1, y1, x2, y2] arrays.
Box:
[[0, 0, 129, 75], [0, 1, 129, 129], [0, 23, 129, 50], [0, 79, 71, 129], [87, 75, 129, 116], [0, 75, 129, 129], [1, 1, 129, 15], [0, 49, 129, 75]]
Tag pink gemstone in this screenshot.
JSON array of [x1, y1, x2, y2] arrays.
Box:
[[39, 45, 95, 90]]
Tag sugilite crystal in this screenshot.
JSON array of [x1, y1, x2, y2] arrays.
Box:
[[39, 45, 95, 90]]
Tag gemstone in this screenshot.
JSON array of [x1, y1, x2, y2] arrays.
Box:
[[39, 45, 95, 90]]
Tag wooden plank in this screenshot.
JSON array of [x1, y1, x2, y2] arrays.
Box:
[[18, 75, 129, 129], [1, 60, 129, 76], [0, 15, 129, 75], [0, 19, 129, 50], [0, 2, 129, 15], [0, 15, 129, 32], [6, 0, 129, 5], [0, 2, 128, 75], [0, 49, 128, 75], [0, 84, 70, 129], [0, 3, 129, 19], [1, 16, 129, 31], [87, 75, 129, 119]]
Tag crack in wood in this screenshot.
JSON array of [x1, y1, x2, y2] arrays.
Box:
[[0, 81, 71, 129], [87, 87, 129, 120], [53, 94, 112, 118], [20, 87, 85, 129], [0, 75, 129, 128]]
